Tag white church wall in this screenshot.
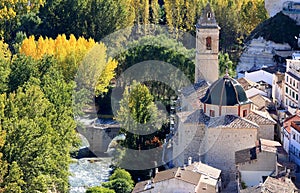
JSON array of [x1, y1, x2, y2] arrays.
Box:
[[221, 106, 238, 116], [239, 104, 252, 118]]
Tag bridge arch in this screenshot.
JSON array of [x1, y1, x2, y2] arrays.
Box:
[[76, 118, 120, 156]]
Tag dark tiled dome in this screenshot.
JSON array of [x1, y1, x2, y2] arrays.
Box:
[[200, 76, 250, 106]]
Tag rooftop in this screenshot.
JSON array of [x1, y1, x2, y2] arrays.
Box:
[[263, 176, 297, 193], [177, 109, 210, 125], [201, 76, 250, 106], [246, 110, 276, 125], [133, 162, 220, 193], [207, 115, 259, 129], [196, 3, 219, 29], [291, 121, 300, 133], [249, 94, 271, 111], [186, 162, 221, 180], [237, 77, 258, 90]]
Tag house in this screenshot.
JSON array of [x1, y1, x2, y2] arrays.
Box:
[[245, 87, 268, 98], [237, 77, 259, 91], [281, 112, 300, 153], [272, 72, 285, 108], [236, 139, 291, 187], [245, 110, 276, 140], [249, 94, 272, 112], [240, 176, 297, 193], [132, 161, 221, 193], [244, 69, 273, 87], [289, 120, 300, 171], [284, 59, 300, 112]]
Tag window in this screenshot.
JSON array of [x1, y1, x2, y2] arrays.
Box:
[[243, 110, 247, 117], [206, 37, 212, 50], [293, 80, 295, 87], [286, 87, 288, 93], [286, 76, 289, 82], [293, 133, 296, 140], [296, 94, 298, 101], [210, 110, 215, 117], [292, 91, 295, 98], [207, 12, 211, 19]]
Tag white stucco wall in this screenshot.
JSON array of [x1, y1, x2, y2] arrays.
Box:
[[245, 70, 273, 86], [239, 151, 276, 187], [240, 171, 273, 187], [283, 127, 290, 154]]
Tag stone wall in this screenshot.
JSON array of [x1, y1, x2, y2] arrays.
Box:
[[172, 122, 206, 166], [203, 128, 257, 180], [77, 125, 120, 156], [196, 28, 219, 83], [258, 124, 275, 140]]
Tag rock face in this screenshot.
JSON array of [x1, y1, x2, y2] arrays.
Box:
[[265, 0, 300, 23], [265, 0, 287, 17], [237, 37, 291, 73]]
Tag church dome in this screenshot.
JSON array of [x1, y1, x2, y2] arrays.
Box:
[[200, 76, 250, 106]]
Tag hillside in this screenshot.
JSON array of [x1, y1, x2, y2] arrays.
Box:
[[245, 12, 300, 49]]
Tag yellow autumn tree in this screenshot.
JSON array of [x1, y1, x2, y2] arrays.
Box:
[[19, 34, 118, 96]]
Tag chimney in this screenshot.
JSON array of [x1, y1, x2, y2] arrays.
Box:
[[177, 172, 181, 177], [188, 157, 192, 166]]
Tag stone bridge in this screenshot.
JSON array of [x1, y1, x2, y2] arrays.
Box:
[[76, 117, 121, 156]]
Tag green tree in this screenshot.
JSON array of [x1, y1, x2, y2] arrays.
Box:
[[1, 54, 80, 192], [219, 52, 235, 77], [0, 40, 11, 93], [0, 94, 7, 193], [37, 0, 134, 41], [108, 168, 134, 184], [116, 82, 162, 150], [3, 162, 24, 193], [86, 187, 115, 193], [102, 168, 134, 193]]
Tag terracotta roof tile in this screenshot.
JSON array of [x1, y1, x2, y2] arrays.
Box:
[[132, 181, 153, 193], [249, 94, 271, 110], [246, 110, 276, 125], [263, 176, 297, 193], [177, 110, 210, 124], [186, 162, 221, 179], [237, 77, 258, 90], [153, 167, 178, 183], [207, 115, 259, 129]]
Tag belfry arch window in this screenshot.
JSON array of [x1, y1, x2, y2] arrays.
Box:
[[207, 12, 211, 19], [206, 37, 212, 50]]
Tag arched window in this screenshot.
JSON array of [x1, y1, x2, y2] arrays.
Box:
[[210, 110, 215, 117], [207, 12, 211, 19], [206, 37, 212, 50]]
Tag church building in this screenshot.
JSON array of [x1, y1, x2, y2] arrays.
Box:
[[171, 3, 276, 182]]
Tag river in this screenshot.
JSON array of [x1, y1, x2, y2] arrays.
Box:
[[69, 134, 112, 193]]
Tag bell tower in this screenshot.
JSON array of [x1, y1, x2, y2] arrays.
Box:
[[195, 3, 220, 83]]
